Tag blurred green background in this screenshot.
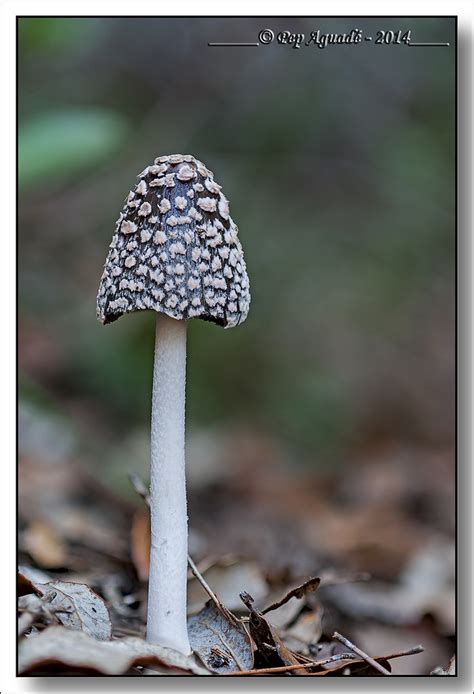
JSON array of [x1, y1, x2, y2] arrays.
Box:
[[18, 17, 455, 493]]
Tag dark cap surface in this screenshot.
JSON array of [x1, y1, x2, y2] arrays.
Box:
[[97, 154, 250, 328]]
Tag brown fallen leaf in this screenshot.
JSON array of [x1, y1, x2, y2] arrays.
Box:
[[18, 625, 210, 675], [130, 508, 150, 581], [188, 599, 253, 673], [22, 520, 67, 569], [240, 591, 305, 673], [261, 577, 320, 615]]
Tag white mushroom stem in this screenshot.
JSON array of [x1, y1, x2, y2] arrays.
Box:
[[146, 313, 191, 655]]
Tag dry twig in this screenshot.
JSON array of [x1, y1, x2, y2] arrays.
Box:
[[332, 631, 391, 676], [225, 653, 357, 676]]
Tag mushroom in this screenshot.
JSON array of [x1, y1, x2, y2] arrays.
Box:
[[96, 154, 250, 654]]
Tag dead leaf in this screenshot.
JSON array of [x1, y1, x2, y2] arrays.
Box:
[[18, 625, 210, 675], [261, 577, 320, 615], [130, 509, 150, 581], [23, 520, 67, 568], [18, 565, 51, 585], [188, 599, 253, 673], [18, 567, 49, 597], [18, 591, 68, 636], [240, 591, 305, 673], [20, 575, 112, 641]]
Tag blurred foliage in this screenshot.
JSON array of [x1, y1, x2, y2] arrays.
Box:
[[19, 108, 128, 187], [18, 17, 455, 478], [19, 18, 87, 55]]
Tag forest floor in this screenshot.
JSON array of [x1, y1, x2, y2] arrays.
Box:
[[18, 431, 455, 676]]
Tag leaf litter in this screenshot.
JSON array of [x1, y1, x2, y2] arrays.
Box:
[[19, 625, 209, 676], [188, 600, 253, 673], [17, 462, 454, 675]]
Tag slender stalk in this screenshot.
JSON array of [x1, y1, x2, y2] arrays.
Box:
[[146, 313, 191, 654]]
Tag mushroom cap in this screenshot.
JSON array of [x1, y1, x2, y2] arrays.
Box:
[[97, 154, 250, 328]]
